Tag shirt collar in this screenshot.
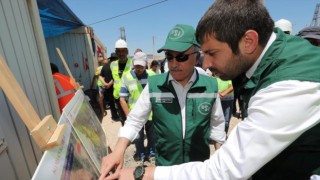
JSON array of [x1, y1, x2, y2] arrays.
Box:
[[167, 69, 197, 85], [246, 32, 276, 79]]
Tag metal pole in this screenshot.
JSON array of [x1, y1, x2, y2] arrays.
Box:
[[152, 36, 155, 59]]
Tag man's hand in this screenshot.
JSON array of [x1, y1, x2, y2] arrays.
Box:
[[99, 151, 124, 180], [99, 138, 131, 180], [102, 82, 110, 89], [219, 92, 226, 98], [103, 80, 114, 89]]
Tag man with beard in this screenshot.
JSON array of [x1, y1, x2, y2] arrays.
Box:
[[99, 0, 320, 179], [99, 24, 226, 180]]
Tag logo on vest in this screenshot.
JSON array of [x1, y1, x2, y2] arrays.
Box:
[[198, 102, 211, 115]]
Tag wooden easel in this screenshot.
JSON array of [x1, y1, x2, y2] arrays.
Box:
[[0, 53, 66, 150], [56, 48, 81, 90]]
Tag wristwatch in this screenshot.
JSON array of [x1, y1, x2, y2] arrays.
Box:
[[133, 165, 145, 180]]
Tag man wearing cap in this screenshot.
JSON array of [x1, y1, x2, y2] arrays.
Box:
[[274, 19, 293, 35], [119, 51, 156, 162], [99, 24, 226, 179], [110, 40, 133, 125], [297, 26, 320, 47], [99, 52, 120, 121]]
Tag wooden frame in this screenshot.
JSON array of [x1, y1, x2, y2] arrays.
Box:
[[0, 53, 65, 150]]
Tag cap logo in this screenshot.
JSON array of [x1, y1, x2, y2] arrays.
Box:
[[169, 27, 184, 40]]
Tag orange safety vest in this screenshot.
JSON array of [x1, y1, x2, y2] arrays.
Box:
[[53, 73, 76, 112]]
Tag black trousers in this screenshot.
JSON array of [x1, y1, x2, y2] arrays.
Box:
[[103, 90, 118, 120], [114, 98, 126, 126]]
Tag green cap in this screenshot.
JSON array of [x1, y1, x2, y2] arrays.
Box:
[[157, 24, 200, 53]]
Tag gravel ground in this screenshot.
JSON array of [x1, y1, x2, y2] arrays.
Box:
[[101, 109, 241, 168]]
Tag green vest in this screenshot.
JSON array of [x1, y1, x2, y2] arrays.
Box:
[[241, 29, 320, 179], [148, 71, 218, 166], [122, 70, 155, 120], [110, 59, 132, 99]]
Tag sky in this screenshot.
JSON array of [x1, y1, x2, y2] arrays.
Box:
[[63, 0, 320, 57]]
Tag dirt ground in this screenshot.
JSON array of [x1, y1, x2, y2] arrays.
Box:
[[101, 109, 241, 168]]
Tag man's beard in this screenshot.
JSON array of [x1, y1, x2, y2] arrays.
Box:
[[211, 53, 252, 81]]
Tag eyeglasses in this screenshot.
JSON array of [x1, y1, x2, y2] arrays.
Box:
[[165, 51, 199, 62]]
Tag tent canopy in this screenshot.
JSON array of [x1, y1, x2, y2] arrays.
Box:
[[37, 0, 84, 38]]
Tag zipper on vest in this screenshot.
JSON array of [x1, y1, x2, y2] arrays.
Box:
[[192, 99, 194, 116], [182, 139, 185, 163]]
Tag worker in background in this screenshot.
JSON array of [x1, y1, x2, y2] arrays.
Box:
[[50, 63, 76, 113], [96, 58, 109, 119], [216, 77, 234, 134], [100, 52, 119, 121], [274, 19, 293, 34], [297, 26, 320, 47], [110, 39, 133, 126], [148, 60, 161, 74], [134, 48, 142, 54], [119, 52, 156, 162]]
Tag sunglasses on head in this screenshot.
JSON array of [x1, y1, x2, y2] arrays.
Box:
[[165, 51, 199, 62]]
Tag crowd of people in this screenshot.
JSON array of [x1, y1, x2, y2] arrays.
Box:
[[97, 24, 230, 167], [49, 0, 320, 179], [98, 0, 319, 180]]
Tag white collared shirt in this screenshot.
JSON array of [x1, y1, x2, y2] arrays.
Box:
[[118, 69, 226, 143]]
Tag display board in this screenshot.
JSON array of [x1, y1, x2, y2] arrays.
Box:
[[32, 90, 108, 179]]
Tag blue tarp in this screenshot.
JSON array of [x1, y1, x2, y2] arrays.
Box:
[[37, 0, 84, 38]]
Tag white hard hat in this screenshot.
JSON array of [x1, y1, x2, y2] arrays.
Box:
[[115, 39, 128, 48], [275, 19, 293, 34]]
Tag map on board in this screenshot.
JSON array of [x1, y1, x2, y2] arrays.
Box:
[[32, 90, 108, 180]]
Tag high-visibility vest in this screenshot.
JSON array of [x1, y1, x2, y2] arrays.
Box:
[[96, 65, 103, 87], [121, 70, 155, 120], [110, 59, 133, 99], [53, 73, 76, 112], [146, 69, 157, 75], [217, 78, 234, 100]]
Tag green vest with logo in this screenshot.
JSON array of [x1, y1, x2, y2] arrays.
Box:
[[148, 71, 218, 166], [122, 70, 155, 120], [110, 59, 132, 99], [241, 29, 320, 179]]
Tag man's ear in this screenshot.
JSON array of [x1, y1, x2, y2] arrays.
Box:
[[240, 30, 259, 54], [195, 52, 201, 65]]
